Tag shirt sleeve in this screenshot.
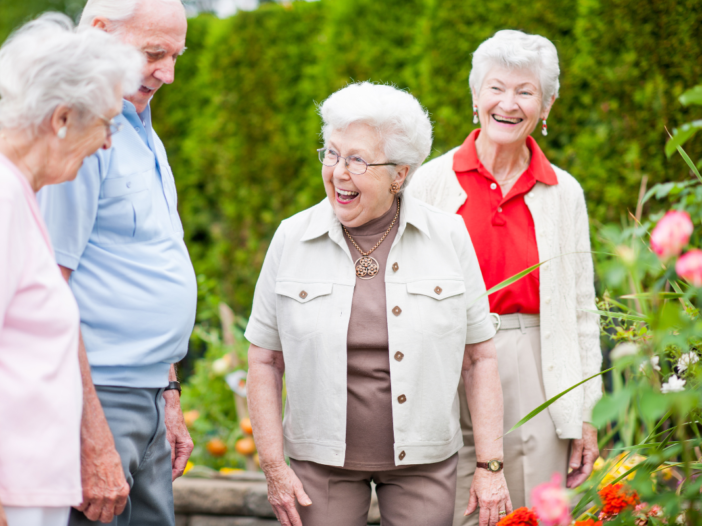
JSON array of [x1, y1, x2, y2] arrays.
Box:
[[36, 153, 104, 270], [452, 215, 497, 344], [244, 223, 286, 351], [0, 194, 26, 324]]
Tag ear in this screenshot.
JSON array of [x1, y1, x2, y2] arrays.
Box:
[[49, 105, 72, 137], [393, 164, 410, 188], [91, 17, 108, 31], [541, 94, 557, 120], [471, 87, 479, 107]]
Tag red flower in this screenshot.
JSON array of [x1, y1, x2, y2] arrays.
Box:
[[574, 520, 603, 526], [598, 483, 640, 517], [496, 507, 539, 526]]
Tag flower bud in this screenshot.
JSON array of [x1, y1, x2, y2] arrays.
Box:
[[651, 211, 693, 259], [675, 249, 702, 287]]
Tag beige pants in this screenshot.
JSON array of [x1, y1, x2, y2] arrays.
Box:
[[453, 321, 570, 526]]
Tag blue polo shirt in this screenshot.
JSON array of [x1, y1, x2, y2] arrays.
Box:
[[38, 101, 197, 388]]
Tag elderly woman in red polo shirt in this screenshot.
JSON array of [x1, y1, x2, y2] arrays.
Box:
[[409, 30, 603, 525]]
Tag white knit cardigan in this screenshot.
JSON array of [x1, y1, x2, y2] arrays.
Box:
[[408, 147, 603, 439]]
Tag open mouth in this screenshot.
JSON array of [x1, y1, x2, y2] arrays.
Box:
[[139, 85, 157, 95], [336, 188, 359, 204], [492, 114, 523, 125]]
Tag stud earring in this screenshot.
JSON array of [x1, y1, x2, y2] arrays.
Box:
[[390, 181, 402, 195], [541, 119, 548, 137], [473, 105, 479, 125], [57, 126, 67, 139]]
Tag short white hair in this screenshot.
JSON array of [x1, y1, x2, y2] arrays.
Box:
[[320, 82, 433, 190], [469, 30, 560, 107], [0, 13, 143, 132], [79, 0, 184, 30]]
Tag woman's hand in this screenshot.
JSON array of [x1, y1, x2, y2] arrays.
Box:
[[263, 461, 312, 526], [0, 499, 7, 526], [566, 422, 599, 488], [465, 469, 513, 526]]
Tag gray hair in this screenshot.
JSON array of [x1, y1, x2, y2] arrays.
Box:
[[0, 13, 143, 132], [79, 0, 184, 31], [469, 30, 560, 108], [319, 82, 433, 191]]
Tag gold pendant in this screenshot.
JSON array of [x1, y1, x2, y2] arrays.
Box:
[[355, 256, 379, 280]]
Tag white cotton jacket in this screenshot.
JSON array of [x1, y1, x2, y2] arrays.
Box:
[[245, 195, 496, 467], [408, 148, 603, 439]]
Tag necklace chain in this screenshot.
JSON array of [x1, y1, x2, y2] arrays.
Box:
[[343, 198, 401, 257]]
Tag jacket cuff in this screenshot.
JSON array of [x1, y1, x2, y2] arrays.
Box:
[[465, 316, 497, 344]]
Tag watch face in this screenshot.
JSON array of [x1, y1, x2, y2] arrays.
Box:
[[488, 460, 501, 472]]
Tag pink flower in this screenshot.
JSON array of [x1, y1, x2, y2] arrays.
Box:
[[676, 249, 702, 287], [651, 211, 693, 259], [530, 474, 571, 526]]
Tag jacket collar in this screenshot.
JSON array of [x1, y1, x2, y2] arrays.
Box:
[[453, 129, 558, 186], [301, 194, 431, 243]]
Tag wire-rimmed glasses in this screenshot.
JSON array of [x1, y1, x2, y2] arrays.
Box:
[[317, 148, 396, 175], [99, 116, 123, 138]]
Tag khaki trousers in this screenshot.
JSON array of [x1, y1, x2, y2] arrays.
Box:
[[453, 321, 570, 526], [291, 454, 458, 526]]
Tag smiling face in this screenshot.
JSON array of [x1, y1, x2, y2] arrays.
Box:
[[475, 65, 554, 146], [96, 1, 187, 114], [322, 122, 407, 228]]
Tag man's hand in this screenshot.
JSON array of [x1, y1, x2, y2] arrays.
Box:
[[164, 389, 193, 481], [566, 422, 599, 488]]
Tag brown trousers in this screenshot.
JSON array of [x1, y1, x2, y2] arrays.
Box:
[[291, 454, 458, 526], [453, 323, 570, 526]]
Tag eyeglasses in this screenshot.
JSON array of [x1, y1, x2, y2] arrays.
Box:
[[99, 116, 123, 138], [317, 148, 396, 175]]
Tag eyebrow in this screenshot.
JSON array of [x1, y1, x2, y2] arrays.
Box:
[[142, 46, 187, 56]]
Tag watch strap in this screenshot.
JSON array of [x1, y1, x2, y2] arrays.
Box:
[[477, 460, 504, 472], [164, 380, 181, 394]]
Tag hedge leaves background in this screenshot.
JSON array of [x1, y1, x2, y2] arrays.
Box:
[[2, 0, 702, 321]]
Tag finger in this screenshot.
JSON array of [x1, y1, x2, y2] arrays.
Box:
[[505, 494, 513, 515], [293, 481, 312, 507], [569, 440, 584, 470], [114, 483, 129, 516], [465, 490, 478, 516], [172, 451, 189, 479], [82, 501, 102, 522], [98, 503, 116, 524], [478, 505, 489, 526]]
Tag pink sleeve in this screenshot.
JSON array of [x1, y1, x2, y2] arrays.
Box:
[[0, 195, 26, 323]]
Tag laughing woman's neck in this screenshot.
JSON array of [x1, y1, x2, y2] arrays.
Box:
[[475, 131, 530, 183]]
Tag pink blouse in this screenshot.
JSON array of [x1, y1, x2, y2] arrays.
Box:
[[0, 153, 82, 507]]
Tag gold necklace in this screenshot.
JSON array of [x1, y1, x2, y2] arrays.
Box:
[[496, 153, 531, 187], [343, 198, 401, 280]]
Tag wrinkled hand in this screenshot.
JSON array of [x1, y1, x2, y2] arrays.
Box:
[[465, 468, 513, 526], [263, 462, 311, 526], [567, 422, 599, 488], [0, 499, 7, 526], [164, 391, 194, 481], [75, 421, 130, 523]]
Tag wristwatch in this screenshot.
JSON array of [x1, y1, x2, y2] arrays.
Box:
[[164, 380, 181, 394], [477, 459, 504, 472]]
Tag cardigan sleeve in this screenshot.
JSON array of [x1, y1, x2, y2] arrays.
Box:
[[573, 187, 603, 422]]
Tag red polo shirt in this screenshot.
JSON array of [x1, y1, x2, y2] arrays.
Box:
[[454, 129, 558, 315]]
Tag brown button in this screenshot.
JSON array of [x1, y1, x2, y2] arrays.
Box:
[[299, 290, 308, 299], [392, 306, 402, 316], [434, 286, 442, 295], [399, 451, 406, 460], [397, 394, 407, 404], [392, 262, 399, 272], [394, 351, 404, 362]]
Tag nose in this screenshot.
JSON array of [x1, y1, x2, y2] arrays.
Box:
[[333, 158, 350, 179], [153, 60, 176, 85]]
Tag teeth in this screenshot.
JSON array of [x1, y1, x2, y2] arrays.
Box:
[[337, 189, 359, 196], [493, 115, 522, 124]]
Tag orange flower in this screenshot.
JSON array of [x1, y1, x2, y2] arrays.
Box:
[[574, 520, 603, 526], [598, 483, 640, 517], [497, 507, 539, 526]]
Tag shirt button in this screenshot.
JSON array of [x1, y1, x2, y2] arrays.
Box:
[[392, 262, 399, 272], [394, 351, 404, 362], [497, 207, 503, 213], [556, 428, 562, 435], [392, 306, 402, 316], [434, 286, 442, 295], [545, 296, 552, 304], [126, 182, 132, 189], [399, 451, 406, 461], [490, 183, 497, 190], [299, 291, 308, 299], [545, 331, 551, 339], [397, 394, 407, 404], [547, 364, 554, 371]]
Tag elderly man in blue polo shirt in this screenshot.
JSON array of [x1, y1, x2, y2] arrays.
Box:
[[38, 1, 196, 525]]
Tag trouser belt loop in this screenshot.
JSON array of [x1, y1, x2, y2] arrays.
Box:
[[517, 313, 526, 335]]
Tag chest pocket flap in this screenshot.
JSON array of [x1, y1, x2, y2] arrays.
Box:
[[275, 281, 333, 303], [407, 279, 465, 300], [101, 173, 148, 199]]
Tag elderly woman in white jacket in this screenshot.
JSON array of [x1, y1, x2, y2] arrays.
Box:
[[409, 30, 603, 526]]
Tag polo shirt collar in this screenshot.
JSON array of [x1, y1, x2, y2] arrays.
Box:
[[453, 128, 558, 185], [301, 194, 431, 243]]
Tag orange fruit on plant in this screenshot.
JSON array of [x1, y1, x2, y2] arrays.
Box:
[[206, 438, 228, 457], [235, 437, 256, 456], [183, 410, 200, 428], [240, 418, 253, 435]]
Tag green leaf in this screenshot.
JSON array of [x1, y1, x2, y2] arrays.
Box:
[[665, 120, 702, 158], [592, 388, 633, 428], [680, 85, 702, 106], [581, 309, 647, 322], [620, 292, 683, 300], [503, 367, 614, 437]]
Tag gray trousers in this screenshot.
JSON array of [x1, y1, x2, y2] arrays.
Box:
[[69, 387, 175, 526]]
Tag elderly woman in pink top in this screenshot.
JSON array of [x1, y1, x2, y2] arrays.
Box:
[[0, 14, 141, 526]]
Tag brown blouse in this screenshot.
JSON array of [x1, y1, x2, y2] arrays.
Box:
[[342, 199, 400, 470]]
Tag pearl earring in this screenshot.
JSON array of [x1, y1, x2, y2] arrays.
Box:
[[57, 126, 67, 139], [473, 105, 479, 125], [541, 119, 548, 137]]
